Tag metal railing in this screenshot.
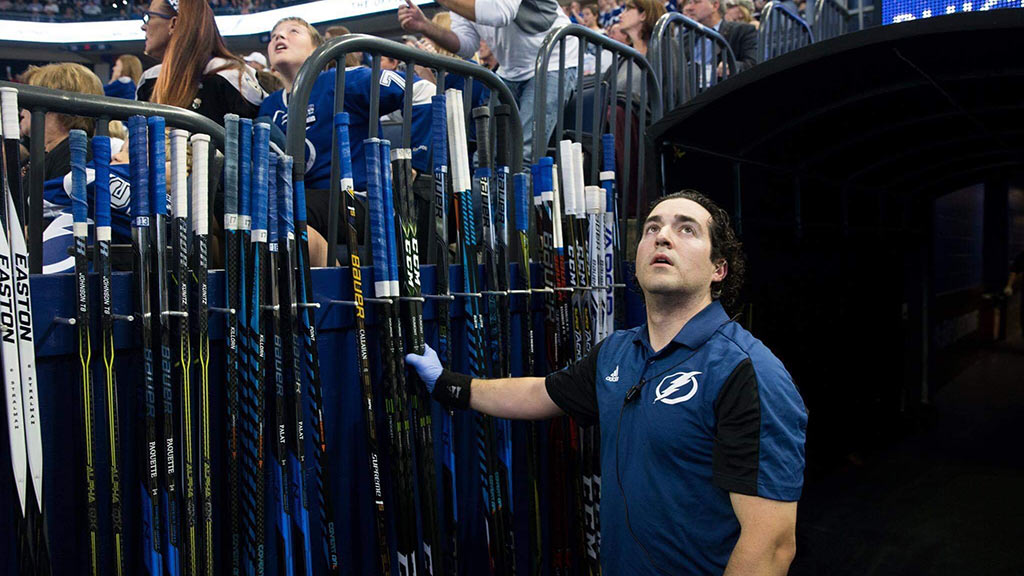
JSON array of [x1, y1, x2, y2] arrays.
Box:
[[650, 12, 739, 112], [814, 0, 851, 42], [757, 2, 815, 62], [533, 23, 662, 254], [286, 34, 523, 266], [0, 80, 225, 273]]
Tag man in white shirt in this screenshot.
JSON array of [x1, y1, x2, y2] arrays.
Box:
[[399, 0, 579, 163]]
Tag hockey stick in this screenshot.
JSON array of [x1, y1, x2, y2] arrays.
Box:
[[69, 130, 100, 575], [429, 93, 458, 576], [222, 113, 244, 576], [169, 127, 198, 576], [266, 153, 295, 576], [393, 140, 439, 576], [128, 114, 162, 575], [0, 86, 49, 576], [335, 114, 390, 576], [276, 154, 314, 576], [148, 115, 181, 576], [188, 132, 215, 576]]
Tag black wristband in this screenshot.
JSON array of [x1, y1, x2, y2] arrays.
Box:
[[433, 369, 472, 410]]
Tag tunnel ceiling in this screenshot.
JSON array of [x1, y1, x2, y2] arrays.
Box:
[[649, 11, 1024, 196]]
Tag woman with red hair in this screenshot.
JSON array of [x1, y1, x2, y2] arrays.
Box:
[[137, 0, 265, 121]]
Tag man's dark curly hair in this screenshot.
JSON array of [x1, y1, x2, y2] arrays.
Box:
[[642, 189, 746, 311]]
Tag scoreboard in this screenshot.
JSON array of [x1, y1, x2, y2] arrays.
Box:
[[883, 0, 1023, 24]]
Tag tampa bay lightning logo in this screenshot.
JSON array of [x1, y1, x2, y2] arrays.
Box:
[[110, 174, 130, 210], [653, 371, 701, 405]]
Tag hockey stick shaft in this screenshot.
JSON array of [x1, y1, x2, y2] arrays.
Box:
[[335, 114, 390, 576]]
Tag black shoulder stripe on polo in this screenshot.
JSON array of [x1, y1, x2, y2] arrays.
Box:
[[712, 358, 761, 495], [545, 339, 604, 427]]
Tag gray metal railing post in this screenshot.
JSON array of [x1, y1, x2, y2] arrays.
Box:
[[757, 2, 815, 62], [532, 24, 661, 161], [813, 0, 851, 41], [0, 80, 226, 274], [623, 61, 633, 234], [575, 37, 585, 144], [29, 109, 44, 272], [650, 13, 738, 112], [369, 56, 382, 140], [590, 45, 603, 185], [326, 55, 347, 267]]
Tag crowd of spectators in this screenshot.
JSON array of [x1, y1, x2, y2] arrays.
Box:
[[553, 0, 762, 75], [0, 0, 780, 27]]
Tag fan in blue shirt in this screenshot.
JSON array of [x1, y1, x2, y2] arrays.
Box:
[[260, 16, 434, 266], [103, 55, 141, 100], [407, 189, 807, 576]]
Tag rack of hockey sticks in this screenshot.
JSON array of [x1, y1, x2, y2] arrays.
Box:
[[1, 28, 657, 576], [285, 34, 532, 576], [0, 84, 224, 576]]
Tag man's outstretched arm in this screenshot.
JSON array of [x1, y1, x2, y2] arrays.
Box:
[[435, 0, 477, 21], [406, 343, 565, 420], [398, 0, 464, 55]]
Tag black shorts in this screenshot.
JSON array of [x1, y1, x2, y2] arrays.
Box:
[[300, 174, 436, 261], [304, 186, 363, 245]]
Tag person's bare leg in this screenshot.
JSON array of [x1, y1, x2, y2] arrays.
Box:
[[307, 225, 335, 267]]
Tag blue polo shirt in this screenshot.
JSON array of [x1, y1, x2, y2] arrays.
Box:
[[546, 300, 807, 575]]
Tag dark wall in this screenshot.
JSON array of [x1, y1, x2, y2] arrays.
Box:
[[659, 148, 927, 468], [932, 184, 984, 296], [1010, 188, 1024, 263]]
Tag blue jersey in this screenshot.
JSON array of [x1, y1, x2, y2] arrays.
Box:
[[259, 66, 410, 192], [42, 162, 133, 274], [546, 301, 807, 575], [600, 5, 625, 27], [104, 77, 136, 100]]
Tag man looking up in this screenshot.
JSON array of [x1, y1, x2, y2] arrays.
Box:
[[407, 190, 808, 575]]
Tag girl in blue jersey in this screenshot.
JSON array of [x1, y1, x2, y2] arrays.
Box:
[[260, 16, 428, 266], [103, 54, 142, 100]]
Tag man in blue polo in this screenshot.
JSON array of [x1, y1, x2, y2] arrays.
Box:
[[406, 190, 807, 575]]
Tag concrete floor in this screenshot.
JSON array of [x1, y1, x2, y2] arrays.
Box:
[[791, 331, 1024, 575]]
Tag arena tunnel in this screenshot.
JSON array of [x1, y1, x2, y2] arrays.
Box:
[[647, 11, 1024, 573], [647, 7, 1024, 471]]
